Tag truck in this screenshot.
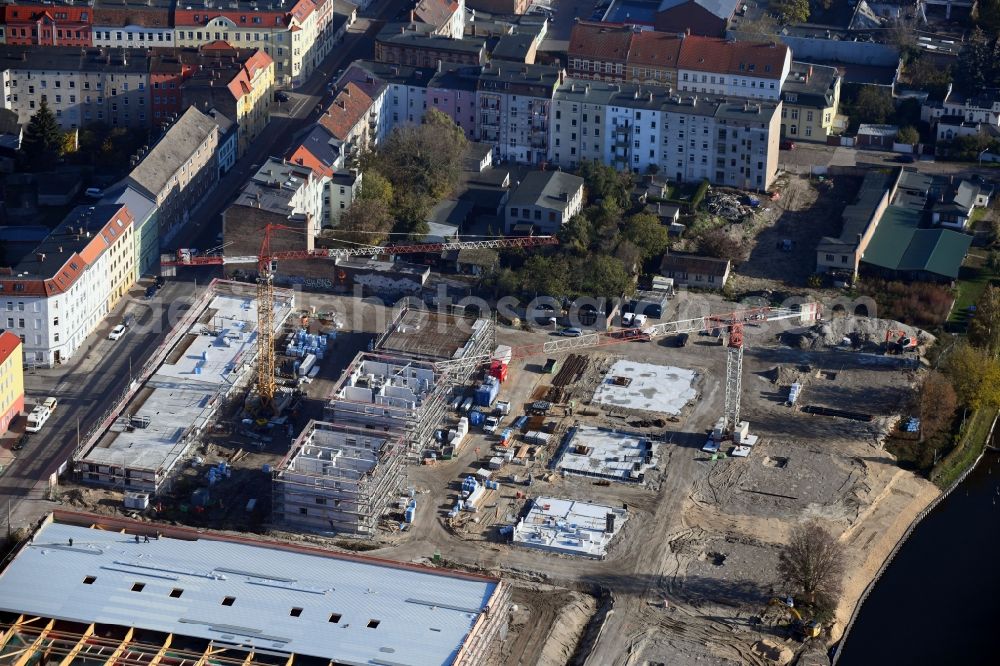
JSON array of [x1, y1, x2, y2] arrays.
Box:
[[495, 400, 511, 416], [483, 416, 501, 434], [25, 405, 51, 433], [543, 358, 558, 374]]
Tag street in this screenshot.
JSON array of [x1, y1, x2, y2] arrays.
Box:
[[0, 0, 409, 534]]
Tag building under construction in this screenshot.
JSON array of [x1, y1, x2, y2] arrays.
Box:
[[75, 281, 295, 494], [0, 511, 510, 666], [271, 421, 405, 536]]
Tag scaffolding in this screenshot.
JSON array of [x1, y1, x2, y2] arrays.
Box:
[[271, 422, 405, 536]]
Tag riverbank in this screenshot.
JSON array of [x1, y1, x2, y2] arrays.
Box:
[[930, 408, 996, 488], [836, 450, 1000, 664]]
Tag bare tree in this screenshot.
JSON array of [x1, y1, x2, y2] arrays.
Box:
[[777, 521, 845, 614]]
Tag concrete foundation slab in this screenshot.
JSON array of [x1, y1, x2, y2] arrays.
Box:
[[592, 360, 697, 414]]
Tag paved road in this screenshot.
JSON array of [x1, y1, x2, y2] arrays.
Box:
[[0, 0, 408, 533]]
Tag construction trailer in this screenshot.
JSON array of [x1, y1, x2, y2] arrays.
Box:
[[272, 421, 405, 536]]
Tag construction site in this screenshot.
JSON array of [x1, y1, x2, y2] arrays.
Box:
[[49, 264, 943, 665]]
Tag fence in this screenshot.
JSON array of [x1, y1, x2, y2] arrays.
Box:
[[830, 409, 999, 664]]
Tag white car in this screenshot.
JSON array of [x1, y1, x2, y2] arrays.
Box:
[[108, 324, 127, 341]]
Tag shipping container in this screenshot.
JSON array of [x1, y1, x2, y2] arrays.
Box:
[[469, 409, 486, 426], [297, 353, 317, 376], [489, 359, 509, 382], [475, 377, 500, 406], [493, 344, 513, 365], [461, 397, 474, 413]]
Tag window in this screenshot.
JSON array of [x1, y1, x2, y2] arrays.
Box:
[[222, 596, 236, 606], [170, 589, 184, 598], [83, 576, 96, 584], [367, 620, 380, 629], [329, 613, 343, 623], [825, 254, 834, 261], [290, 607, 303, 617], [131, 582, 145, 592]]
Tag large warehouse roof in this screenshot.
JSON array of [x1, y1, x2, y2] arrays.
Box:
[[0, 519, 500, 666]]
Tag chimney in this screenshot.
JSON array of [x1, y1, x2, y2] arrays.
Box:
[[410, 9, 415, 22], [37, 253, 46, 263]]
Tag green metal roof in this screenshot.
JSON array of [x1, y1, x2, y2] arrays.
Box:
[[862, 205, 972, 279]]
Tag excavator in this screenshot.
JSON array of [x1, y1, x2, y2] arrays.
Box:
[[766, 597, 822, 640], [884, 329, 918, 355]]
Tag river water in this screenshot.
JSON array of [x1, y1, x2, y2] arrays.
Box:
[[838, 450, 1000, 664]]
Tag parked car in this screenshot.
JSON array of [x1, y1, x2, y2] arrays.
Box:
[[85, 187, 103, 199], [12, 433, 28, 451], [42, 397, 58, 413], [779, 140, 796, 150], [559, 327, 583, 337], [154, 276, 165, 288], [108, 324, 127, 341], [274, 91, 290, 103], [895, 154, 916, 163], [145, 285, 158, 299], [25, 405, 50, 433]]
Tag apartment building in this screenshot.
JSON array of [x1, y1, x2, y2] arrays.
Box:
[[427, 66, 479, 139], [228, 157, 328, 239], [100, 184, 159, 278], [340, 60, 434, 133], [567, 21, 635, 83], [676, 36, 790, 101], [549, 79, 781, 189], [172, 0, 326, 86], [413, 0, 466, 40], [376, 22, 487, 69], [0, 46, 150, 129], [181, 45, 274, 157], [476, 62, 563, 165], [92, 0, 175, 48], [780, 61, 841, 141], [569, 24, 786, 97], [0, 204, 135, 367], [3, 2, 92, 47], [125, 106, 220, 237], [504, 171, 585, 234], [0, 331, 23, 435], [287, 125, 362, 226], [318, 82, 380, 166]]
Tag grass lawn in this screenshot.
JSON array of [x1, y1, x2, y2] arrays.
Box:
[[930, 408, 997, 489], [948, 253, 999, 330]]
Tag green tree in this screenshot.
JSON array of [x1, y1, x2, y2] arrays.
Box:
[[574, 255, 632, 297], [896, 126, 920, 145], [944, 342, 1000, 410], [375, 109, 468, 203], [360, 169, 393, 203], [977, 0, 1000, 38], [852, 87, 895, 125], [558, 214, 593, 255], [576, 160, 632, 209], [334, 198, 394, 246], [623, 212, 671, 261], [955, 28, 997, 93], [904, 56, 953, 98], [19, 100, 62, 170], [520, 255, 569, 297], [771, 0, 810, 24], [968, 284, 1000, 356], [987, 250, 1000, 276]]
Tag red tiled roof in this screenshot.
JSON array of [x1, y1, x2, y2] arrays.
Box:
[[0, 330, 22, 364], [677, 36, 788, 79], [627, 30, 682, 68], [287, 144, 334, 179], [413, 0, 459, 29], [318, 82, 375, 141], [5, 6, 91, 23], [568, 21, 633, 63], [224, 48, 273, 101]]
